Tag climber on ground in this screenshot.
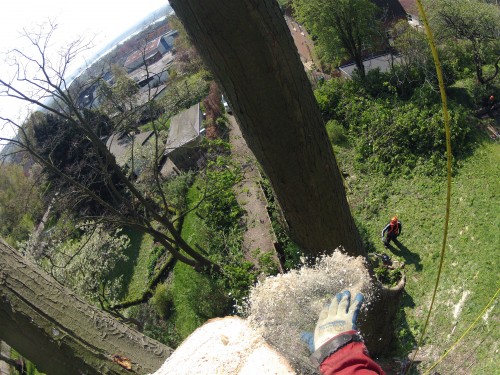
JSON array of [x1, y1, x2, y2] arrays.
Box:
[[381, 216, 402, 247], [306, 290, 385, 375]]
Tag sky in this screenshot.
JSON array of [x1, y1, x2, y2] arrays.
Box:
[[0, 0, 169, 146]]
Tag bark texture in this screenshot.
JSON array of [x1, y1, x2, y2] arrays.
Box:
[[170, 0, 364, 257], [0, 240, 171, 375]]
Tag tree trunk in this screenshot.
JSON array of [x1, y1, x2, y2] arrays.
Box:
[[170, 0, 364, 257], [0, 240, 171, 375], [169, 0, 406, 356]]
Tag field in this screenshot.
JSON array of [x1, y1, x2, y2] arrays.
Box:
[[337, 136, 499, 374]]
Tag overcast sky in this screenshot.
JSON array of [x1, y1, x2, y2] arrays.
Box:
[[0, 0, 169, 145]]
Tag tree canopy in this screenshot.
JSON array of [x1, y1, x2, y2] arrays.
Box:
[[429, 0, 500, 84], [292, 0, 381, 76]]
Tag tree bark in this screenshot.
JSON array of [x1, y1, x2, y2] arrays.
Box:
[[170, 0, 364, 257], [0, 240, 171, 375]]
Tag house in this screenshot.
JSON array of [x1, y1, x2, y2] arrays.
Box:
[[124, 30, 178, 72], [128, 53, 174, 89], [398, 0, 422, 28], [373, 0, 407, 24], [106, 132, 133, 168], [161, 103, 204, 175], [339, 53, 402, 78], [106, 130, 155, 177]]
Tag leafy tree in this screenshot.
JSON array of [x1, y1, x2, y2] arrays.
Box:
[[0, 25, 218, 273], [97, 64, 141, 133], [20, 222, 129, 305], [26, 111, 126, 217], [98, 65, 139, 112], [292, 0, 381, 77], [0, 164, 43, 245], [390, 20, 434, 98], [159, 70, 211, 116], [167, 15, 204, 75], [429, 0, 500, 84]]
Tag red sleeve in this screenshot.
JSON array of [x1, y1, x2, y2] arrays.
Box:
[[319, 341, 385, 375]]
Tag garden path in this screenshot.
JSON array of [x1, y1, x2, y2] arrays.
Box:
[[227, 116, 282, 272]]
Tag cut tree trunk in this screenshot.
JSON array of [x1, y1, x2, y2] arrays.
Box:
[[0, 239, 171, 375], [170, 0, 364, 257]]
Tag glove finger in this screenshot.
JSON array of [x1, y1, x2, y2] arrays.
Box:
[[300, 331, 315, 352], [349, 292, 364, 329], [326, 292, 342, 319], [337, 290, 351, 315]]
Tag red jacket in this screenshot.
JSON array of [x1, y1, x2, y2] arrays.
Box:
[[320, 341, 385, 375]]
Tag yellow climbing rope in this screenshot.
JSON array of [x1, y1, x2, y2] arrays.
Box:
[[405, 1, 453, 373]]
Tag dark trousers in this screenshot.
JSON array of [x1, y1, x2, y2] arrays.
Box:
[[383, 233, 397, 245]]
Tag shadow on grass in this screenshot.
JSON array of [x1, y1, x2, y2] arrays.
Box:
[[108, 228, 144, 300], [386, 239, 423, 271], [388, 289, 420, 374]]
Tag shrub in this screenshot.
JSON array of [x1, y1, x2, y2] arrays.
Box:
[[151, 282, 173, 319], [325, 119, 348, 145], [354, 100, 474, 174], [163, 171, 196, 212], [461, 78, 500, 108], [253, 248, 280, 276], [328, 89, 476, 175], [201, 156, 243, 231], [374, 265, 402, 286], [223, 261, 258, 300]]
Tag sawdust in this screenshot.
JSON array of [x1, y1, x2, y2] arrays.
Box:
[[244, 250, 374, 374], [453, 290, 470, 321]]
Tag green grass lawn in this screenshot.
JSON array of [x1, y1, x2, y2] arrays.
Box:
[[179, 179, 208, 249], [111, 228, 155, 301], [139, 115, 171, 133], [169, 178, 229, 340], [337, 137, 499, 373]]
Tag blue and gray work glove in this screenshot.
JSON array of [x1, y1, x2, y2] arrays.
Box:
[[304, 290, 365, 367]]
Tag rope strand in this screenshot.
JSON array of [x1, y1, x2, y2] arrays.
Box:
[[404, 1, 453, 373]]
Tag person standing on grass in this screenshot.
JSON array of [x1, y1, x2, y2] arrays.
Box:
[[381, 216, 402, 247]]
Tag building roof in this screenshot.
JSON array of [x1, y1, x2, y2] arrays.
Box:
[[165, 103, 202, 155], [124, 37, 163, 70], [128, 53, 174, 84], [398, 0, 419, 15], [124, 30, 178, 71], [106, 131, 156, 174], [135, 130, 154, 146], [106, 133, 132, 166], [372, 0, 407, 21], [339, 53, 402, 78]]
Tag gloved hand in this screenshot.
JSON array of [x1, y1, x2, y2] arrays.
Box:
[[313, 290, 364, 350]]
